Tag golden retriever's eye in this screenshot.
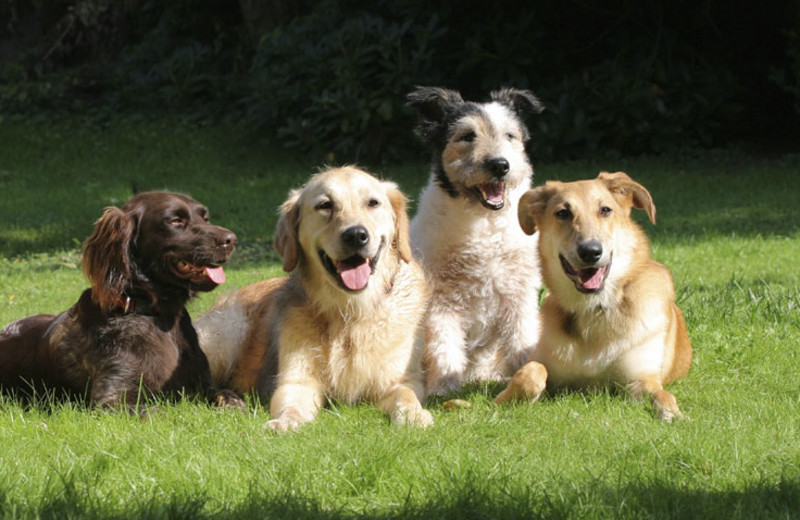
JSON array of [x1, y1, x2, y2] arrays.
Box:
[[457, 131, 476, 143], [315, 200, 333, 212], [600, 206, 612, 217], [367, 198, 380, 208], [555, 208, 572, 221]]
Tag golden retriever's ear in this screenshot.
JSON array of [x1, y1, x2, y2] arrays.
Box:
[[274, 189, 302, 272], [82, 206, 138, 311], [385, 182, 413, 263], [518, 186, 550, 235], [598, 171, 657, 224]]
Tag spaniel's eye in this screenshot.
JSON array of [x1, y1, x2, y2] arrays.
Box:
[[555, 208, 572, 220], [506, 132, 517, 141], [599, 206, 613, 217], [367, 198, 380, 208], [315, 200, 333, 212], [169, 216, 186, 226], [458, 131, 476, 143]]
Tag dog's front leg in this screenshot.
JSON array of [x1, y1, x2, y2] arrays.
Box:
[[494, 361, 548, 404], [267, 382, 325, 432], [627, 376, 681, 422], [423, 309, 468, 396], [379, 383, 433, 428]]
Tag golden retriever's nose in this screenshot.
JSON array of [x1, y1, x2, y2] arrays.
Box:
[[342, 225, 370, 249], [578, 240, 603, 264], [485, 157, 510, 178]]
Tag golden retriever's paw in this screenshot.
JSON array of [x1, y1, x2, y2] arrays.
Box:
[[213, 389, 246, 412], [391, 406, 434, 428], [494, 361, 547, 405], [266, 417, 301, 432]]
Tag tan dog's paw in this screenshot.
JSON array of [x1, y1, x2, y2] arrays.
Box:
[[213, 389, 246, 412], [494, 361, 548, 404]]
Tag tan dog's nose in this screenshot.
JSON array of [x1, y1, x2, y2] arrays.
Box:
[[577, 240, 603, 264]]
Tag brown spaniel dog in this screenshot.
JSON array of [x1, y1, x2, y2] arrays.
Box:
[[0, 192, 244, 411]]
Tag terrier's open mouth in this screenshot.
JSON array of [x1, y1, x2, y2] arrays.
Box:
[[173, 259, 226, 285], [319, 240, 384, 292], [474, 181, 506, 210], [559, 254, 610, 293]]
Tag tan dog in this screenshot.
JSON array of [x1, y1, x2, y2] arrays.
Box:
[[196, 166, 432, 431], [495, 172, 692, 421]]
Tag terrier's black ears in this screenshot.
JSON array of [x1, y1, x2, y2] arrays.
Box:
[[490, 88, 545, 117], [406, 86, 465, 144]]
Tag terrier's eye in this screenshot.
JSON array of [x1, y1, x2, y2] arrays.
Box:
[[600, 206, 612, 217], [458, 131, 476, 143], [555, 208, 572, 220]]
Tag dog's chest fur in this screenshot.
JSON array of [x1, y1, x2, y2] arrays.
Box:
[[49, 305, 182, 392], [290, 262, 426, 403], [411, 183, 540, 344]]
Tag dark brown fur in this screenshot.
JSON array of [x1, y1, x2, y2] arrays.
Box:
[[0, 192, 244, 410]]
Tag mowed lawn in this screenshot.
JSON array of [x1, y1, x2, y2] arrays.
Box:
[[0, 120, 798, 519]]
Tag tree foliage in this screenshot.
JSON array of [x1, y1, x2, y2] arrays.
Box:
[[1, 0, 798, 162]]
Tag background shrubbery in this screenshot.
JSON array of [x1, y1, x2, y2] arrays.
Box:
[[1, 0, 798, 163]]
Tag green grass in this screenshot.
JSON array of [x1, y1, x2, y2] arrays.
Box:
[[1, 120, 799, 519]]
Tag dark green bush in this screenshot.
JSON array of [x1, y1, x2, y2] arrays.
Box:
[[0, 1, 793, 161], [244, 0, 445, 163]]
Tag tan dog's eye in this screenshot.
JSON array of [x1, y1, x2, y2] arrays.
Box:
[[600, 206, 612, 217], [367, 198, 380, 208], [555, 208, 572, 220]]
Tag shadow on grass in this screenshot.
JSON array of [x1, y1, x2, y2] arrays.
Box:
[[4, 476, 797, 520]]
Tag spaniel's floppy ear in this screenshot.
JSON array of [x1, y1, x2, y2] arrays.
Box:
[[517, 185, 553, 235], [598, 171, 656, 224], [274, 189, 302, 272], [82, 205, 140, 311], [385, 181, 413, 263]]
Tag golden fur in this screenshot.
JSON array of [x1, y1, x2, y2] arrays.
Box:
[[495, 172, 692, 421], [196, 167, 432, 431]]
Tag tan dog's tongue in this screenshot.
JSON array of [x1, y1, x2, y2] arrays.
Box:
[[579, 267, 605, 291], [338, 261, 371, 291]]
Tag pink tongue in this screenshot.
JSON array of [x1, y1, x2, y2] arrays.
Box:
[[337, 260, 371, 291], [580, 267, 605, 290], [480, 183, 505, 203], [204, 265, 226, 285]]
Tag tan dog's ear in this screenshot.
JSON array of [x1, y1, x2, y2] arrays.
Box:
[[274, 189, 302, 272], [82, 206, 139, 311], [518, 186, 551, 235], [598, 171, 657, 224], [385, 182, 413, 263]]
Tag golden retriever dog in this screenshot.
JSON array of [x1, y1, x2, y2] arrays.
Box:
[[196, 166, 433, 431], [406, 86, 545, 396], [495, 171, 692, 421]]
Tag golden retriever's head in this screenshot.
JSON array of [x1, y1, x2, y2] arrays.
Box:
[[274, 166, 412, 295], [518, 171, 655, 295]]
